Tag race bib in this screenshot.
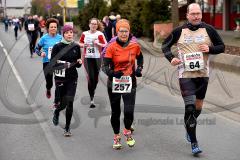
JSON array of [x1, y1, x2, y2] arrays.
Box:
[[85, 44, 95, 58], [41, 28, 45, 32], [112, 76, 132, 93], [48, 47, 53, 59], [54, 61, 66, 77], [28, 24, 35, 31], [183, 52, 204, 72]]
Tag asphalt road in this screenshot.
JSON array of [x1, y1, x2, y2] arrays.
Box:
[[0, 25, 239, 160]]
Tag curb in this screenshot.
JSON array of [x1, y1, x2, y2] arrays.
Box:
[[211, 54, 240, 73]]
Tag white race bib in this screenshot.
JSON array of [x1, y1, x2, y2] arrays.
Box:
[[54, 61, 66, 77], [28, 24, 35, 31], [183, 52, 204, 72], [112, 76, 132, 93], [41, 28, 45, 32], [85, 44, 95, 58], [48, 47, 53, 59]]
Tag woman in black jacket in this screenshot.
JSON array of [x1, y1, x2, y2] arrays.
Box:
[[50, 25, 82, 136]]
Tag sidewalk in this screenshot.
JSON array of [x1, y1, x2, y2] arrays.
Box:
[[218, 30, 240, 57], [218, 30, 240, 47]]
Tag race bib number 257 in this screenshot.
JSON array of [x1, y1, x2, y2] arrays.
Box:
[[112, 76, 132, 93]]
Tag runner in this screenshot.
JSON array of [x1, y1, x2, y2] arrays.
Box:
[[79, 18, 107, 108], [24, 15, 39, 58], [34, 18, 62, 101], [51, 25, 82, 136], [102, 19, 143, 149], [3, 16, 9, 32], [39, 16, 46, 37], [12, 16, 20, 40], [162, 3, 225, 155]]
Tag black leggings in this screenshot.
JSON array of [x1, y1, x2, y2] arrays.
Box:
[[14, 27, 18, 39], [43, 62, 53, 90], [27, 31, 38, 55], [108, 88, 136, 134], [179, 77, 208, 143], [54, 79, 77, 129], [84, 58, 101, 100]]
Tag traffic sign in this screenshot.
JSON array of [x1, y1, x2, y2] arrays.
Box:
[[58, 0, 65, 8]]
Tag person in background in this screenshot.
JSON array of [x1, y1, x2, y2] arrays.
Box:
[[24, 15, 39, 58], [109, 12, 117, 38], [12, 16, 20, 40], [39, 16, 46, 37], [3, 16, 9, 32], [102, 16, 112, 42]]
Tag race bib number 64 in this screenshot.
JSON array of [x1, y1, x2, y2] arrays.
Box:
[[183, 52, 204, 72], [112, 76, 132, 93]]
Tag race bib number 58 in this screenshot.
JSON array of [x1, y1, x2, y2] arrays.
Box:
[[183, 52, 204, 72], [112, 76, 132, 93]]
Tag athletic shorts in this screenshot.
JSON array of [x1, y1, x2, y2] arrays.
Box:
[[179, 77, 209, 100]]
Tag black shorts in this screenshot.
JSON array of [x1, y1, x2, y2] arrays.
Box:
[[179, 77, 209, 100]]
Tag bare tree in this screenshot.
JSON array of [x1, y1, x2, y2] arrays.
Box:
[[171, 0, 179, 28]]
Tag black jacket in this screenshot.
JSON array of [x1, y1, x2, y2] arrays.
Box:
[[162, 22, 225, 62], [50, 42, 81, 81]]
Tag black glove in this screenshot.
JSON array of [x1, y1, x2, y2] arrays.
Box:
[[63, 62, 71, 69], [135, 67, 142, 77], [113, 71, 124, 79]]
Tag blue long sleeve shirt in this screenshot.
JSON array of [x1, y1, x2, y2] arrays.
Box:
[[35, 33, 62, 63]]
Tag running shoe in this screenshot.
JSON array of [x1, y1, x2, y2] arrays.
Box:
[[113, 134, 122, 150], [63, 128, 72, 137], [123, 128, 135, 147], [191, 142, 202, 155], [130, 125, 135, 133], [90, 100, 96, 108], [46, 90, 51, 99]]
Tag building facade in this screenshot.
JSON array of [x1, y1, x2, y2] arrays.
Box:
[[196, 0, 240, 30], [0, 0, 31, 17]]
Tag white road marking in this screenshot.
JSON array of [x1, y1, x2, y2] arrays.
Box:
[[0, 40, 3, 47], [3, 47, 66, 160]]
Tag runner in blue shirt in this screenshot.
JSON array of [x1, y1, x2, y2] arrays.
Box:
[[35, 18, 62, 103]]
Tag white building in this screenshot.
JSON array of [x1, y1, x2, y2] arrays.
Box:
[[1, 0, 31, 17]]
